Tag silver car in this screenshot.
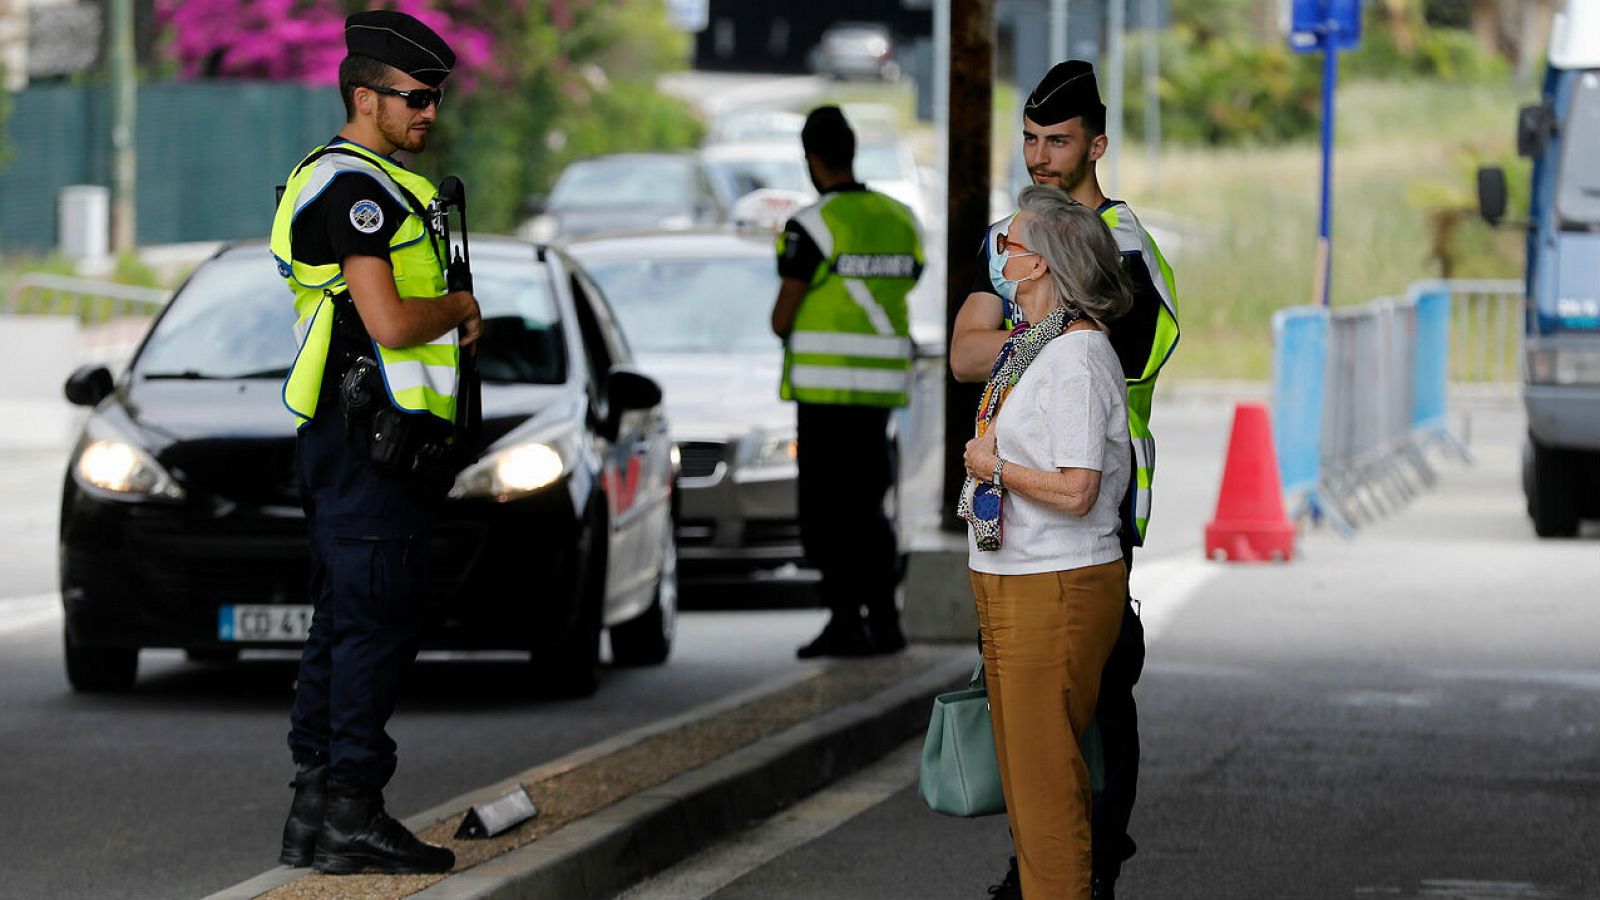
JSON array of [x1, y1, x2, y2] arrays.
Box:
[[564, 229, 804, 574]]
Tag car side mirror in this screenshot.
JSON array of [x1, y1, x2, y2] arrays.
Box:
[[522, 194, 547, 217], [64, 364, 113, 407], [599, 367, 662, 440], [609, 367, 662, 412], [1477, 165, 1507, 226], [1516, 103, 1552, 159]]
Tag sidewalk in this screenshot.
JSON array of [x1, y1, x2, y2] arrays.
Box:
[[207, 646, 973, 900]]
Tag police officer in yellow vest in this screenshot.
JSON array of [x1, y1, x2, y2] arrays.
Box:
[[950, 62, 1179, 900], [269, 11, 479, 876], [771, 106, 924, 658]]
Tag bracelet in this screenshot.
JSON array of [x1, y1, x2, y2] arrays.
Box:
[[992, 456, 1006, 490]]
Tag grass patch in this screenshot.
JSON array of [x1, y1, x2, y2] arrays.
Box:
[[1118, 78, 1528, 379]]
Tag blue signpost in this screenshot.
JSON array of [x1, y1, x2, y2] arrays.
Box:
[[1288, 0, 1362, 307]]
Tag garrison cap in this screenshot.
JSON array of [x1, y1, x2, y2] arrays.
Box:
[[345, 10, 456, 86], [1024, 60, 1104, 126]]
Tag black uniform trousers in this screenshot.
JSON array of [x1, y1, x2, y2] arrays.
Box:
[[287, 403, 446, 789], [1090, 453, 1147, 880], [795, 402, 899, 631]]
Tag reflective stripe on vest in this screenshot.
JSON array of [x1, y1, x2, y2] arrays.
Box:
[[270, 143, 455, 427], [780, 190, 922, 408]]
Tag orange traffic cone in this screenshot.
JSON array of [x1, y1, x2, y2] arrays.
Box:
[[1204, 402, 1296, 562]]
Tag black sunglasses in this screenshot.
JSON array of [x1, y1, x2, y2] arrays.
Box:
[[359, 83, 443, 110]]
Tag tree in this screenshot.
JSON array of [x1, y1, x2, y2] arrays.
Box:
[[156, 0, 700, 231]]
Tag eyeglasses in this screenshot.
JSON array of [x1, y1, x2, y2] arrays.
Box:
[[359, 83, 444, 110], [995, 231, 1035, 257]]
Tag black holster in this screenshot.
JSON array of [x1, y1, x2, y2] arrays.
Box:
[[337, 355, 456, 482]]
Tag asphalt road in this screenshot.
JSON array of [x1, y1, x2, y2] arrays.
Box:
[[623, 399, 1600, 900], [0, 601, 836, 899]]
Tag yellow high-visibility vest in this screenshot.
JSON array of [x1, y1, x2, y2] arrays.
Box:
[[779, 189, 923, 408], [270, 142, 457, 427]]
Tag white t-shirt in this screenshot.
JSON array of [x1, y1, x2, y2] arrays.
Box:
[[967, 329, 1130, 575]]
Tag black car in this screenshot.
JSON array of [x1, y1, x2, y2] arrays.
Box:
[[59, 237, 676, 696]]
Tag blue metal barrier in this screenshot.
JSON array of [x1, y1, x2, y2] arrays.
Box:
[[1272, 280, 1479, 534], [1411, 288, 1451, 431], [1271, 306, 1328, 498]]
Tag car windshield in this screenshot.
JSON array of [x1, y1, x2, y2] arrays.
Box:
[[135, 251, 565, 384], [582, 255, 780, 355], [704, 157, 812, 195], [1557, 71, 1600, 226], [856, 143, 909, 182], [549, 158, 696, 209]]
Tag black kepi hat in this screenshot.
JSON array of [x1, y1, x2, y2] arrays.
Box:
[[1024, 60, 1104, 126], [345, 10, 456, 86]]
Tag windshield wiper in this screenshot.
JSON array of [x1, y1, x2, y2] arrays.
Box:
[[142, 370, 217, 380], [142, 367, 290, 380]]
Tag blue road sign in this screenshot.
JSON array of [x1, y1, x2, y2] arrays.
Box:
[[1287, 0, 1363, 53]]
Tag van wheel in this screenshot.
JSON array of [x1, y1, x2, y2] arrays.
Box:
[[1529, 435, 1580, 538], [64, 632, 138, 692], [610, 530, 677, 667]]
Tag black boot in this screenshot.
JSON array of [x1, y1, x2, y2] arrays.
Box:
[[796, 616, 876, 659], [867, 612, 906, 654], [312, 783, 455, 875], [278, 764, 327, 867]]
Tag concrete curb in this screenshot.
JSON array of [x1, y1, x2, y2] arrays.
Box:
[[200, 666, 834, 900], [410, 653, 972, 900]]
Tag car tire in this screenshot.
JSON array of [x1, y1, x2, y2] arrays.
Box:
[[610, 528, 677, 667], [1529, 435, 1580, 538], [531, 504, 605, 698], [64, 632, 138, 692]]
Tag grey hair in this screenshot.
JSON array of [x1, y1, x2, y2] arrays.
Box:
[[1013, 185, 1133, 324]]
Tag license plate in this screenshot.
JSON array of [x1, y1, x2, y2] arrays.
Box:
[[219, 605, 314, 642]]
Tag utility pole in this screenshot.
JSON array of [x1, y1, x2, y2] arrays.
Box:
[[1049, 0, 1069, 64], [1106, 0, 1125, 196], [941, 0, 993, 531], [109, 0, 137, 252], [1142, 0, 1161, 196]]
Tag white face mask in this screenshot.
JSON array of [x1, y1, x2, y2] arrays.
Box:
[[989, 246, 1040, 317]]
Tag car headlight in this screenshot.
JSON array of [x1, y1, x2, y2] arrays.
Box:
[[1527, 344, 1600, 386], [450, 442, 566, 501], [74, 436, 185, 501], [752, 432, 798, 469], [737, 430, 798, 483]]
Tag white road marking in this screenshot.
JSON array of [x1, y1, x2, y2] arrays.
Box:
[[0, 593, 62, 637], [1129, 551, 1222, 643], [616, 738, 923, 900]]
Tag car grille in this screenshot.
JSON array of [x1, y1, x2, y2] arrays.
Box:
[[676, 441, 726, 480], [743, 519, 801, 546], [113, 521, 481, 606]]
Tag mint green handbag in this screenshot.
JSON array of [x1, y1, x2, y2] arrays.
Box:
[[919, 661, 1004, 817], [919, 660, 1106, 818]]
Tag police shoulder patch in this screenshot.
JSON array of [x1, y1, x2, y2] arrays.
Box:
[[349, 199, 384, 234]]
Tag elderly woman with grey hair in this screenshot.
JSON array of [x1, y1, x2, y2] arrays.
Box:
[[958, 184, 1134, 900]]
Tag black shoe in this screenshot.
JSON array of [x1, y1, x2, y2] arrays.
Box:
[[796, 618, 876, 659], [1091, 873, 1116, 900], [984, 855, 1021, 900], [312, 784, 455, 875], [868, 617, 907, 654], [278, 764, 327, 867]]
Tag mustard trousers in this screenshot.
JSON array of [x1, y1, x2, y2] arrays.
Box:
[[970, 560, 1126, 900]]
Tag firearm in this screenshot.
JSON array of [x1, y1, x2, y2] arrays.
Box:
[[434, 175, 483, 460]]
